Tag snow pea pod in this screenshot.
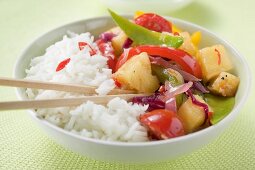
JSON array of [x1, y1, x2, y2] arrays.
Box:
[[204, 94, 235, 125], [108, 10, 183, 48]]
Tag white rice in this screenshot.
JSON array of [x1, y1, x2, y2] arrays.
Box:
[[25, 32, 149, 142]]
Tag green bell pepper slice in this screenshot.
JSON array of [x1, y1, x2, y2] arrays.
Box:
[[151, 65, 183, 86], [151, 64, 184, 107]]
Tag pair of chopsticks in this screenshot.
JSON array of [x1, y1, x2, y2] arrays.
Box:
[[0, 77, 147, 110]]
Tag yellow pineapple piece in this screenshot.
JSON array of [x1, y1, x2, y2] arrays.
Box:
[[208, 72, 240, 97], [197, 44, 233, 82], [107, 27, 128, 56], [113, 52, 160, 93], [178, 95, 211, 133], [179, 32, 197, 56]]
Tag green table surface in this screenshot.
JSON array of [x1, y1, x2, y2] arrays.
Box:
[[0, 0, 254, 169]]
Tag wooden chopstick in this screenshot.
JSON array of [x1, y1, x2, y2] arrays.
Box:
[[0, 77, 135, 95], [0, 94, 148, 110]]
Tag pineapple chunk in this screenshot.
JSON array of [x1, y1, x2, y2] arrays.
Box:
[[113, 52, 160, 93], [208, 72, 240, 97], [178, 95, 211, 133], [179, 32, 197, 56], [197, 44, 233, 82], [107, 27, 128, 56]]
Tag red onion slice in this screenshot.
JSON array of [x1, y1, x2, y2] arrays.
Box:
[[162, 81, 193, 113], [165, 97, 177, 113], [150, 57, 201, 82], [121, 48, 131, 63], [163, 81, 193, 100], [163, 81, 177, 112], [193, 81, 209, 93]]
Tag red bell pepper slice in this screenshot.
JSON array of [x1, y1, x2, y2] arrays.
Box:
[[115, 45, 202, 78]]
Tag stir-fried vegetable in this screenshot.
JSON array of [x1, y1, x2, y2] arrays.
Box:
[[179, 32, 197, 57], [98, 10, 240, 140], [162, 82, 193, 112], [178, 92, 209, 133], [208, 72, 239, 97], [113, 52, 160, 93], [115, 45, 202, 78], [103, 27, 128, 56], [197, 44, 233, 82], [108, 9, 183, 48], [205, 94, 235, 124], [132, 93, 165, 111], [151, 65, 184, 86], [150, 57, 201, 82]]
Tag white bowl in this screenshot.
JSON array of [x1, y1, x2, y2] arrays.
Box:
[[14, 16, 251, 163], [99, 0, 193, 14]]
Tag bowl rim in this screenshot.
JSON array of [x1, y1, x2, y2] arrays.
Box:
[[14, 15, 252, 147]]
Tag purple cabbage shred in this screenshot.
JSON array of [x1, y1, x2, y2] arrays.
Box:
[[132, 93, 165, 111]]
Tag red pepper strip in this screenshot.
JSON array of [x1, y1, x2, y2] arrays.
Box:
[[95, 39, 116, 71], [56, 58, 71, 72], [115, 45, 202, 78], [78, 42, 86, 50], [78, 42, 96, 56], [214, 48, 221, 65]]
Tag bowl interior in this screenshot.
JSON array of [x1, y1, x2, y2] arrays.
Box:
[[14, 16, 251, 145]]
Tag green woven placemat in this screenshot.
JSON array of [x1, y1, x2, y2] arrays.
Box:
[[1, 0, 255, 169], [1, 108, 254, 170]]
